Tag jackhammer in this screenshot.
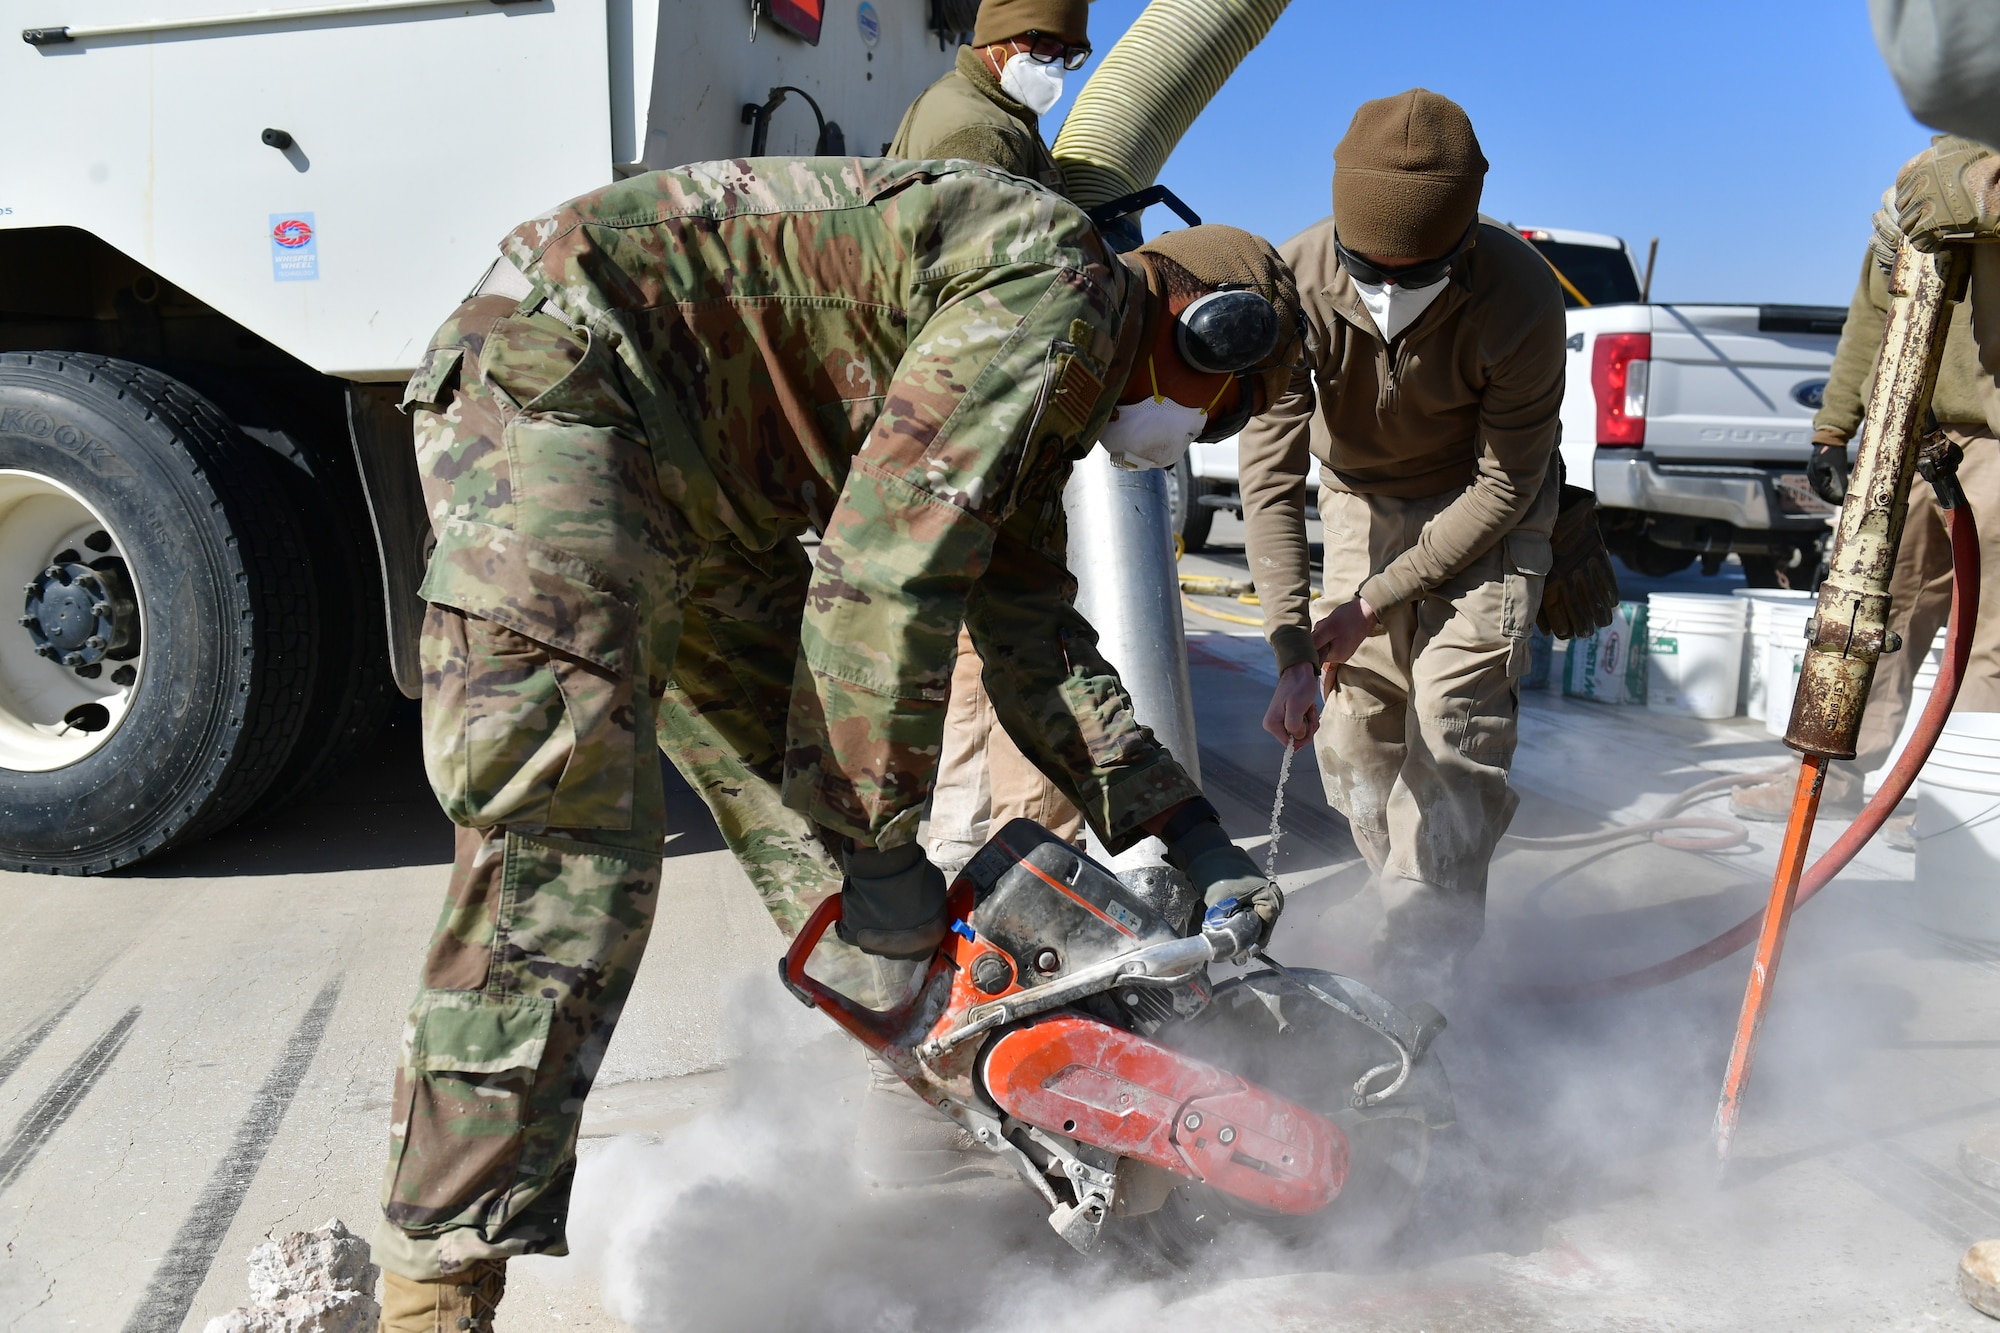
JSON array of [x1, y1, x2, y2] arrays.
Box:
[[1711, 238, 1982, 1167]]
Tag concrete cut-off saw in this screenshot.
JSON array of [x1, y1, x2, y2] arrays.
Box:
[[780, 819, 1455, 1263]]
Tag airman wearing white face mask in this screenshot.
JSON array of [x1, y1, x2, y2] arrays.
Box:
[[889, 0, 1092, 197], [1238, 89, 1591, 1001], [884, 0, 1097, 889], [886, 0, 1096, 881]]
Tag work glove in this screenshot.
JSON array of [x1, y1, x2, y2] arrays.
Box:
[[1163, 815, 1282, 949], [1807, 442, 1850, 506], [1536, 484, 1620, 640], [836, 841, 949, 960], [1895, 136, 2000, 252]]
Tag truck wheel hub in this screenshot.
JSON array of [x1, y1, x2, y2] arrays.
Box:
[[0, 469, 146, 771], [21, 558, 134, 669]]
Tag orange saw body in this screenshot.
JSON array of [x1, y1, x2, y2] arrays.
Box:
[[781, 820, 1451, 1255]]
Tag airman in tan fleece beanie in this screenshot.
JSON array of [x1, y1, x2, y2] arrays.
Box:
[[973, 0, 1089, 44], [1333, 88, 1488, 261]]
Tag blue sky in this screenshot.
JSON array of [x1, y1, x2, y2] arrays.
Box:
[[1051, 1, 1930, 307]]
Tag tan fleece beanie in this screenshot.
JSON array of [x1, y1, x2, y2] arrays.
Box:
[[1332, 89, 1487, 261], [1134, 225, 1304, 407], [973, 0, 1089, 44]]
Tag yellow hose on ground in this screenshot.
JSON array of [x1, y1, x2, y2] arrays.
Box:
[[1182, 593, 1266, 627], [1052, 0, 1293, 211]]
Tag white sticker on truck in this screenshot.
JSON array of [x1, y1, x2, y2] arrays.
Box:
[[269, 214, 318, 282]]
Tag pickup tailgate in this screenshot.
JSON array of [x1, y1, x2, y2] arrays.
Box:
[[1644, 304, 1842, 462]]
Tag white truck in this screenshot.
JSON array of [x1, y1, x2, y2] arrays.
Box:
[[0, 0, 968, 872], [1176, 224, 1845, 591]]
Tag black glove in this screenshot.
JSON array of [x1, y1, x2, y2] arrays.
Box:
[[1807, 443, 1850, 506], [1162, 803, 1282, 949], [1537, 484, 1620, 640], [836, 841, 948, 960]]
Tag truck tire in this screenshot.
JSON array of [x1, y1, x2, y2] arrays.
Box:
[[1170, 460, 1215, 554], [160, 365, 396, 817], [0, 353, 314, 872]]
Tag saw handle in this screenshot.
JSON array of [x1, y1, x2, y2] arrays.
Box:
[[1201, 897, 1264, 962], [779, 881, 975, 1053]]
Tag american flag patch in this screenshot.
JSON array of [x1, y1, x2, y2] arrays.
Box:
[[1048, 354, 1104, 431]]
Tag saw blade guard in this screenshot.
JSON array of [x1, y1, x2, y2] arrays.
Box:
[[979, 1012, 1349, 1214]]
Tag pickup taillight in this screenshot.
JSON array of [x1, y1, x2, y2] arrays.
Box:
[[1592, 332, 1650, 446]]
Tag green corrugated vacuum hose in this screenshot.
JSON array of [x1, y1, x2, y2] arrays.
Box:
[[1052, 0, 1292, 212]]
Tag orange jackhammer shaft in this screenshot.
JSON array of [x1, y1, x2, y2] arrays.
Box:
[[1712, 753, 1827, 1169]]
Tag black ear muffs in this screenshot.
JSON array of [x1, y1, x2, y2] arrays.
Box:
[[1175, 288, 1280, 375]]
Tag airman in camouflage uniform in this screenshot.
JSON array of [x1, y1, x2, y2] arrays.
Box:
[[375, 157, 1298, 1302]]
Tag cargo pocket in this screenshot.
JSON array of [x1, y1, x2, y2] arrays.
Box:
[[1502, 530, 1554, 679], [1056, 626, 1155, 769], [999, 343, 1098, 518], [385, 991, 554, 1232], [419, 517, 640, 831], [401, 345, 465, 415]]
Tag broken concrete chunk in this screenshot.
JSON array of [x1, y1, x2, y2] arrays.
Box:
[[202, 1218, 381, 1333], [1959, 1239, 2000, 1320]]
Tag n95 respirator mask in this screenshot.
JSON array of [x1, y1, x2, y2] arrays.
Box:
[[1000, 54, 1067, 116], [1101, 395, 1207, 471]]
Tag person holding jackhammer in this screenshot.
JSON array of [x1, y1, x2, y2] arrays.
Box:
[[888, 0, 1096, 876], [1241, 89, 1617, 998], [1729, 183, 2000, 840], [370, 158, 1300, 1329]]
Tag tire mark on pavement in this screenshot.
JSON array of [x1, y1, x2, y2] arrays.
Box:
[[0, 1006, 141, 1194], [0, 987, 94, 1092], [120, 975, 342, 1333]]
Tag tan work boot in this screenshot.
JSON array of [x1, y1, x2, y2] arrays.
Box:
[[1728, 767, 1862, 823], [379, 1260, 506, 1333]]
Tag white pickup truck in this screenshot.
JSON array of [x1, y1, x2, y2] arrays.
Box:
[[1176, 224, 1844, 589]]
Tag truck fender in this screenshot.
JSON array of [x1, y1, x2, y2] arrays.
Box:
[[345, 385, 427, 699]]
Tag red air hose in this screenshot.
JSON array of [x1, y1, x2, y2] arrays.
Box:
[[1517, 502, 1982, 1003]]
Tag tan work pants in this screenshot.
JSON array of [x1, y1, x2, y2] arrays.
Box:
[[1313, 483, 1554, 979], [925, 626, 1085, 870], [1830, 426, 2000, 798]]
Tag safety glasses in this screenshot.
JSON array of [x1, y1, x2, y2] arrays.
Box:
[[1016, 31, 1093, 71], [1333, 221, 1475, 289]]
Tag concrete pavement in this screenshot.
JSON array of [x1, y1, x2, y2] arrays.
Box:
[[3, 520, 1999, 1330]]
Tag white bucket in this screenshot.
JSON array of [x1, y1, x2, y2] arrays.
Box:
[[1761, 602, 1817, 738], [1646, 594, 1748, 720], [1914, 713, 2000, 939], [1864, 627, 1950, 797], [1733, 589, 1816, 720]]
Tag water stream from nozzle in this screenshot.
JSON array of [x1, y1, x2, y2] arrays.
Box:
[[1265, 739, 1297, 885]]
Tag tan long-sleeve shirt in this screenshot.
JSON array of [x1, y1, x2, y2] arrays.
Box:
[[1238, 217, 1566, 672], [888, 46, 1066, 195]]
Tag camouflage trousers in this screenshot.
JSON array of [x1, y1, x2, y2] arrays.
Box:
[[375, 295, 840, 1280]]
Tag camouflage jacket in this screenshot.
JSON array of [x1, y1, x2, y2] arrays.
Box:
[[888, 47, 1067, 194], [495, 158, 1158, 844]]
